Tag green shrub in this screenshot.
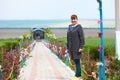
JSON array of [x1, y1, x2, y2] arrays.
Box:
[[104, 38, 115, 56], [0, 39, 19, 49], [83, 37, 115, 61], [0, 51, 2, 65]]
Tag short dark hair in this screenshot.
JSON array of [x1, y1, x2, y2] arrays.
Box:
[[71, 14, 78, 20]]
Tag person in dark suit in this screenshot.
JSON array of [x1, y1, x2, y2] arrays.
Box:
[[67, 14, 85, 80]]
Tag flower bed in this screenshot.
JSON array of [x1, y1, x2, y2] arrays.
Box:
[[43, 28, 120, 80], [0, 36, 34, 80]]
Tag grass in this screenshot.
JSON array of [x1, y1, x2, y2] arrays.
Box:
[[84, 37, 115, 55], [82, 37, 115, 61]]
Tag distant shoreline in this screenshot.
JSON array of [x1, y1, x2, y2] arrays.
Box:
[[0, 19, 115, 21], [0, 27, 115, 29], [0, 28, 115, 39]]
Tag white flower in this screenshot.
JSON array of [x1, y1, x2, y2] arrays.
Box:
[[24, 49, 27, 51], [65, 50, 68, 53], [96, 62, 103, 66], [0, 65, 1, 69]]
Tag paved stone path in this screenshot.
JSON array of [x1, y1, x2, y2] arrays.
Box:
[[19, 42, 74, 80]]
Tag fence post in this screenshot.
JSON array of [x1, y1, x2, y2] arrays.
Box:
[[1, 48, 3, 80], [32, 32, 34, 41], [88, 47, 91, 72], [88, 47, 90, 62], [0, 65, 2, 80], [10, 46, 12, 54], [19, 43, 22, 50], [2, 48, 3, 66], [66, 51, 69, 66], [21, 58, 25, 68], [19, 43, 24, 68]]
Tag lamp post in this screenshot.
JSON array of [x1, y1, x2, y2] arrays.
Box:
[[97, 0, 106, 80]]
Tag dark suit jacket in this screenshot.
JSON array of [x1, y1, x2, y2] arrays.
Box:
[[67, 24, 85, 52]]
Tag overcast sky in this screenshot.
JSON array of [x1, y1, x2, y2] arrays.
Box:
[[0, 0, 115, 20]]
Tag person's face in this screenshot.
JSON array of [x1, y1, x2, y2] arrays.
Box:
[[71, 18, 78, 25]]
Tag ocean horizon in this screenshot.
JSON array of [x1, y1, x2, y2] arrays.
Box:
[[0, 19, 115, 29]]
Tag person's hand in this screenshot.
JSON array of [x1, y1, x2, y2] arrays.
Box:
[[78, 48, 83, 52]]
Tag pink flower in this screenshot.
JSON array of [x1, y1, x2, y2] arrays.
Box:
[[98, 46, 103, 52], [97, 20, 102, 24]]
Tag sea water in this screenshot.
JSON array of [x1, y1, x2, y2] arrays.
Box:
[[0, 20, 115, 29], [0, 20, 69, 29]]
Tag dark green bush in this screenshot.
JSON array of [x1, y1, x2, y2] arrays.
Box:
[[83, 37, 115, 61], [0, 39, 19, 49], [0, 51, 2, 65]]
